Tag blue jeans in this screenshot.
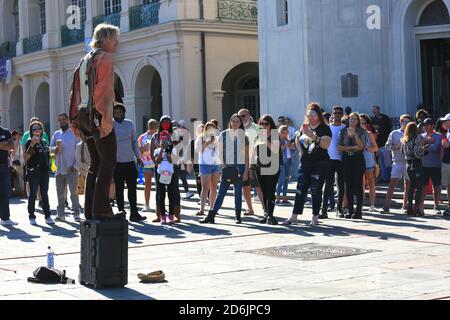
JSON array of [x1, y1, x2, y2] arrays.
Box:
[[276, 159, 292, 197], [28, 170, 51, 219], [0, 164, 11, 221], [212, 165, 245, 214]]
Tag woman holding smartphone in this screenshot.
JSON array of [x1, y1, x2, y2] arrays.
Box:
[[24, 120, 54, 225], [283, 103, 332, 226]]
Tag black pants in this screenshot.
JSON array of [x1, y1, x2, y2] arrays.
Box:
[[84, 130, 117, 219], [293, 161, 329, 216], [114, 161, 138, 215], [257, 171, 280, 217], [407, 161, 423, 209], [193, 164, 202, 195], [156, 166, 180, 216], [322, 159, 345, 212], [28, 170, 51, 219], [342, 153, 365, 215], [0, 164, 10, 221], [178, 165, 189, 193]]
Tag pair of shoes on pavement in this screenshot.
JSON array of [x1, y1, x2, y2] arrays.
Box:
[[0, 219, 18, 226], [30, 217, 54, 225], [259, 215, 278, 225], [142, 206, 152, 212]]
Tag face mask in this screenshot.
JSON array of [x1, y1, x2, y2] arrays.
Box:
[[161, 121, 171, 131], [61, 124, 69, 131], [114, 116, 125, 124]]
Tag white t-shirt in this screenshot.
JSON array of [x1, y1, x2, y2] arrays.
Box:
[[195, 135, 220, 165], [154, 148, 176, 174], [328, 124, 346, 161]]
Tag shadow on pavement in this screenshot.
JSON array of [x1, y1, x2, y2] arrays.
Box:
[[0, 226, 41, 242], [87, 287, 155, 300]]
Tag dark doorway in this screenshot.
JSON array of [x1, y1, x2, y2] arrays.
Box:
[[420, 38, 450, 116], [222, 62, 259, 127]]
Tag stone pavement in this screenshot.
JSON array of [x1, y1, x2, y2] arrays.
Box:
[[1, 177, 450, 300]]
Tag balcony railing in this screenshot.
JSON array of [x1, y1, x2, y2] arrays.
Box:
[[0, 41, 17, 59], [93, 13, 121, 29], [61, 25, 85, 47], [23, 34, 43, 54], [129, 2, 161, 31], [218, 0, 258, 24]]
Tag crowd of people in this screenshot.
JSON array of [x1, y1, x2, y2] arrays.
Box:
[[1, 22, 450, 228], [1, 103, 450, 227]]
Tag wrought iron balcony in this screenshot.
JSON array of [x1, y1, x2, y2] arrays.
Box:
[[0, 41, 17, 59], [61, 25, 85, 47], [218, 0, 258, 24], [92, 13, 121, 29], [23, 34, 43, 54], [129, 2, 161, 31]]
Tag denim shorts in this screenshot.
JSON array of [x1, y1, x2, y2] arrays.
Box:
[[142, 167, 155, 174], [199, 164, 221, 176]]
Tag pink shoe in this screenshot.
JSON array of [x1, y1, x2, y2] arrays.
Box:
[[161, 215, 167, 225], [168, 215, 174, 225]]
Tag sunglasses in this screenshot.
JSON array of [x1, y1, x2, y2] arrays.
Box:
[[31, 127, 42, 132], [361, 122, 367, 125], [333, 112, 343, 115]]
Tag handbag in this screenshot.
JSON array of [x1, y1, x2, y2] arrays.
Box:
[[222, 166, 240, 184], [159, 170, 173, 185]]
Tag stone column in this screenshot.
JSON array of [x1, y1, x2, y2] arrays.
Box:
[[16, 0, 30, 56], [22, 75, 32, 131], [120, 0, 132, 33], [43, 0, 61, 49], [123, 90, 136, 126], [168, 47, 184, 121], [49, 71, 61, 135], [159, 49, 171, 117]]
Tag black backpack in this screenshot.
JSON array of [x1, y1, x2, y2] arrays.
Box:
[[27, 266, 70, 284]]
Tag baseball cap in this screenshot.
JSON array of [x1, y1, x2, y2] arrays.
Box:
[[441, 113, 450, 122]]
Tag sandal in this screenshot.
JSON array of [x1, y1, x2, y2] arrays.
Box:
[[196, 211, 205, 216], [244, 210, 255, 216], [282, 217, 298, 226]]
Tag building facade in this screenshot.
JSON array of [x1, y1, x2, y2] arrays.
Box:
[[258, 0, 450, 125], [0, 0, 259, 136]]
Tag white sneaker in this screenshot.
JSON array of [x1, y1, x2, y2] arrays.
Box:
[[142, 205, 151, 212], [55, 216, 65, 222], [369, 206, 377, 213], [29, 218, 37, 225], [434, 206, 442, 215], [400, 208, 407, 214], [0, 219, 18, 226], [184, 192, 194, 200], [45, 217, 55, 225], [310, 215, 319, 226]]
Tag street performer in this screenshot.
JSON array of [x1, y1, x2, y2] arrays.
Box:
[[68, 23, 119, 220]]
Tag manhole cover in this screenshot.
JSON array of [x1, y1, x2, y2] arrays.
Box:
[[241, 243, 377, 261]]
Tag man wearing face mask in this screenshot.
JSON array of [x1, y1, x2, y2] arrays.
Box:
[[380, 114, 412, 214], [112, 102, 146, 222], [50, 113, 81, 222]]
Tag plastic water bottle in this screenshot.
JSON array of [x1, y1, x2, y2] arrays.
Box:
[[47, 246, 54, 269]]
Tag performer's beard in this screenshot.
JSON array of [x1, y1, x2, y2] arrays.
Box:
[[60, 124, 69, 131]]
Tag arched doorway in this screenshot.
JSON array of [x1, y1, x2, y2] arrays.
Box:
[[418, 0, 450, 116], [134, 65, 163, 134], [394, 0, 450, 116], [8, 86, 23, 133], [222, 62, 259, 126], [34, 82, 50, 137]]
